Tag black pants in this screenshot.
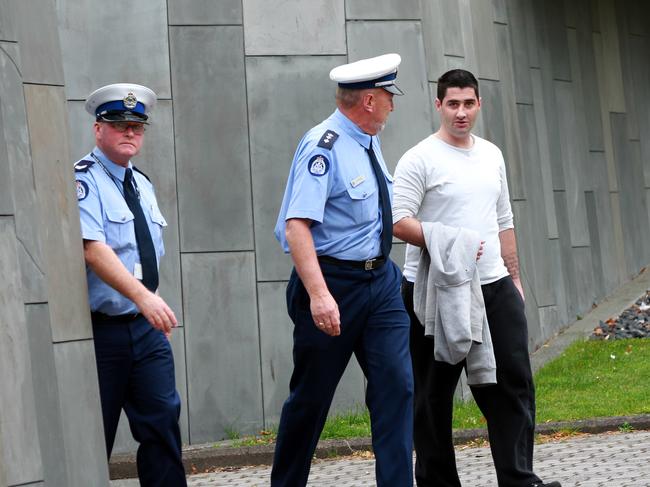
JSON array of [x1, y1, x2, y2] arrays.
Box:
[[93, 314, 186, 487], [403, 276, 541, 487]]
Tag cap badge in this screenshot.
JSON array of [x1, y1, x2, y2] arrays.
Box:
[[123, 92, 138, 110]]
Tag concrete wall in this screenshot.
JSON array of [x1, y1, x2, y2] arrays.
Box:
[[0, 0, 649, 479], [0, 1, 108, 485]]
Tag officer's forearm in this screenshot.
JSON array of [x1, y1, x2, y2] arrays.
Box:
[[285, 218, 330, 299], [83, 239, 151, 305], [498, 228, 520, 280], [393, 216, 425, 247]]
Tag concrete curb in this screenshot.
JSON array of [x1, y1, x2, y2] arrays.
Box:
[[109, 414, 650, 479]]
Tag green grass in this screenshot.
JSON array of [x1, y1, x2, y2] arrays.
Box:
[[320, 407, 372, 439], [536, 338, 650, 421], [230, 338, 650, 446], [451, 338, 650, 429]]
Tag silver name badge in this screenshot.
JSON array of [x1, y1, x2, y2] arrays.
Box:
[[350, 175, 366, 187]]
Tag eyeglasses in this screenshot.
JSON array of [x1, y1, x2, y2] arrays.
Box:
[[107, 122, 146, 134]]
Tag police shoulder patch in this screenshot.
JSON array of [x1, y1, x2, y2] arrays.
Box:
[[308, 154, 330, 177], [74, 159, 95, 172], [76, 180, 89, 200], [317, 130, 339, 150]]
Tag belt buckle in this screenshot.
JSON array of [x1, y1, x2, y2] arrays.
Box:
[[364, 259, 376, 270]]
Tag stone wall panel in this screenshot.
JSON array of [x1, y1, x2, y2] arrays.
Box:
[[0, 217, 43, 485], [170, 26, 253, 253], [243, 0, 345, 55], [24, 84, 92, 342], [182, 252, 263, 442], [53, 340, 109, 487], [168, 0, 242, 25], [346, 0, 420, 19], [57, 0, 171, 99], [10, 0, 64, 84]]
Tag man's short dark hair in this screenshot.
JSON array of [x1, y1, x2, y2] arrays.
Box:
[[436, 69, 479, 101]]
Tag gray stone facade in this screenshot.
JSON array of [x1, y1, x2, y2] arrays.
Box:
[[0, 0, 648, 483]]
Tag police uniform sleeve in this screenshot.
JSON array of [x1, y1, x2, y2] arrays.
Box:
[[75, 172, 106, 242], [284, 142, 332, 223]]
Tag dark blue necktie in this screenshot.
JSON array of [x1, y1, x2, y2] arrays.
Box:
[[366, 140, 393, 258], [123, 168, 159, 291]]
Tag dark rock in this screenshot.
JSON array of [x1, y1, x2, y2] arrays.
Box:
[[591, 290, 650, 340]]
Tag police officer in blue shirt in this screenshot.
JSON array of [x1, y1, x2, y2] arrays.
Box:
[[272, 54, 414, 487], [75, 83, 186, 486]]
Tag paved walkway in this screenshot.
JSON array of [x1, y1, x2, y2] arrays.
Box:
[[112, 429, 650, 486]]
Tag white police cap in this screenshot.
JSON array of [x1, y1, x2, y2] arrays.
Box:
[[85, 83, 157, 123], [329, 53, 404, 96]]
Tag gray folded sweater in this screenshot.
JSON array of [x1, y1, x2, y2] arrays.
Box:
[[413, 222, 497, 386]]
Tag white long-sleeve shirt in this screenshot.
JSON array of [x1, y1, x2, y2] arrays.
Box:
[[393, 134, 514, 285]]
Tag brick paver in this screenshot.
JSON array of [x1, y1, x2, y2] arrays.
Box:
[[112, 430, 650, 486]]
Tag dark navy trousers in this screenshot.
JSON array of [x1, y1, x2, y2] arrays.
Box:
[[403, 276, 541, 487], [271, 259, 414, 487], [92, 315, 186, 487]]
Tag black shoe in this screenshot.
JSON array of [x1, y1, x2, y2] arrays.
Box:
[[530, 482, 561, 487]]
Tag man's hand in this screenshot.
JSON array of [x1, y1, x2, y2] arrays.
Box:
[[512, 276, 525, 302], [285, 218, 342, 337], [134, 290, 178, 334], [310, 291, 341, 336], [84, 240, 178, 334], [477, 240, 485, 261]]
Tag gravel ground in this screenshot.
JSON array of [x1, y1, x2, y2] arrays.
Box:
[[591, 291, 650, 340]]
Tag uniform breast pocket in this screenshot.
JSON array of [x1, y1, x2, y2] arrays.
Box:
[[105, 208, 136, 251], [346, 182, 378, 223], [147, 204, 167, 251]]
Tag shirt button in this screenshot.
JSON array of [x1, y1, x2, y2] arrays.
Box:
[[121, 216, 126, 221], [363, 192, 367, 197]]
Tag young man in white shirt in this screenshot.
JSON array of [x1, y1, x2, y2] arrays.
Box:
[[392, 69, 559, 487]]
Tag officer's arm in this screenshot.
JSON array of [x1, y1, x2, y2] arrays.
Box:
[[393, 217, 425, 247], [285, 218, 341, 337], [498, 228, 524, 300], [83, 239, 178, 333]]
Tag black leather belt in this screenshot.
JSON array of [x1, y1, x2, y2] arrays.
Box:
[[318, 255, 386, 270], [91, 311, 141, 324]]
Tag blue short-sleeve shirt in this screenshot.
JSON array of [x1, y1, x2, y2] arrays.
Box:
[[275, 109, 394, 260], [75, 147, 167, 315]]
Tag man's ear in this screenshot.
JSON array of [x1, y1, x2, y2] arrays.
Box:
[[362, 91, 375, 112], [434, 98, 442, 111]]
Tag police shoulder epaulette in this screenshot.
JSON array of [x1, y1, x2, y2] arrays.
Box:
[[317, 130, 339, 150], [133, 166, 151, 183], [74, 159, 95, 172]]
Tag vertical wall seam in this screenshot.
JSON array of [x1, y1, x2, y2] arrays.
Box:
[[240, 0, 267, 430], [165, 0, 192, 445]]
